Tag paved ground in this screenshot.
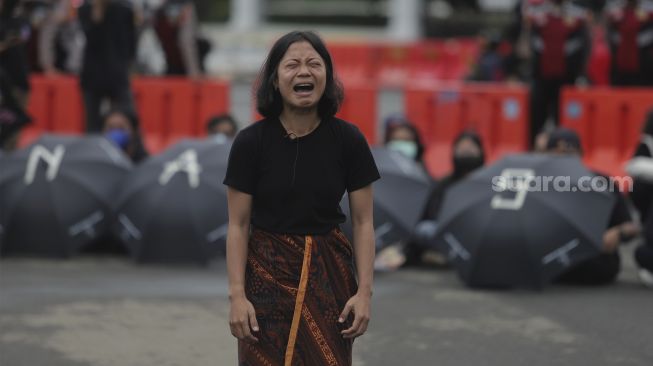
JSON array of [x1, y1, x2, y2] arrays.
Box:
[[1, 246, 652, 366]]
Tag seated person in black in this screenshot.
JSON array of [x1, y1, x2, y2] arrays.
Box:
[[547, 128, 641, 285], [626, 110, 653, 287], [408, 131, 486, 267]]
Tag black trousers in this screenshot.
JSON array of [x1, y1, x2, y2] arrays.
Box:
[[635, 245, 653, 272], [555, 252, 621, 285], [529, 78, 566, 147]]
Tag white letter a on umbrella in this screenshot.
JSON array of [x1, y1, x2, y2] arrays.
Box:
[[158, 149, 202, 188]]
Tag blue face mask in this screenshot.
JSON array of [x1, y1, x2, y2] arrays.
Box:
[[387, 140, 418, 160], [105, 129, 131, 150]]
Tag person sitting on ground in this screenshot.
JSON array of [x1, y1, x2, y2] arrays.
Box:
[[101, 108, 148, 163], [206, 113, 238, 142], [375, 131, 486, 270], [406, 130, 486, 266], [373, 117, 432, 270], [546, 128, 641, 285], [626, 110, 653, 287]]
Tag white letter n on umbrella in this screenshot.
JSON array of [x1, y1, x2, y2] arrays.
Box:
[[159, 149, 202, 188], [24, 145, 65, 185]]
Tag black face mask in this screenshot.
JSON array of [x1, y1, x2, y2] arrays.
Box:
[[453, 155, 484, 178]]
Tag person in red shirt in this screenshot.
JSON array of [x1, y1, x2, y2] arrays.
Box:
[[605, 0, 653, 86], [525, 0, 591, 147], [153, 0, 208, 79]]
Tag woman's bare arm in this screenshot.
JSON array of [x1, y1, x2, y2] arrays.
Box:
[[226, 187, 259, 343], [340, 184, 375, 338]]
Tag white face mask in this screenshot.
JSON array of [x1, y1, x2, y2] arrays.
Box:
[[387, 140, 418, 160], [212, 133, 228, 144]]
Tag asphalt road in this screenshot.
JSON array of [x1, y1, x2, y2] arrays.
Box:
[[1, 246, 652, 366]]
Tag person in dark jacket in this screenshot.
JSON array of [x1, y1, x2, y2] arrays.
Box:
[[626, 110, 653, 287], [101, 107, 148, 163], [403, 131, 486, 266], [0, 0, 31, 106], [78, 0, 136, 133], [0, 67, 31, 150], [547, 128, 641, 285]]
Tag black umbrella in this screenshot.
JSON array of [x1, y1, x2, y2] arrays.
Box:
[[340, 147, 432, 249], [432, 153, 616, 288], [112, 138, 231, 265], [0, 134, 132, 257]]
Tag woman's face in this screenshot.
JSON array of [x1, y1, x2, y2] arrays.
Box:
[[275, 41, 327, 113], [103, 112, 133, 137], [102, 112, 135, 151], [454, 137, 481, 158]]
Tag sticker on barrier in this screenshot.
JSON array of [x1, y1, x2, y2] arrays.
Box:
[[502, 98, 520, 121], [565, 101, 583, 120]]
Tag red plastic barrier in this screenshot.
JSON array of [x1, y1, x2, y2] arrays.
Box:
[[405, 82, 529, 177], [407, 39, 479, 82], [132, 78, 230, 153], [561, 87, 653, 177], [326, 39, 480, 86], [374, 43, 411, 86], [21, 75, 84, 147], [337, 80, 377, 144], [23, 76, 230, 153], [328, 43, 376, 83]]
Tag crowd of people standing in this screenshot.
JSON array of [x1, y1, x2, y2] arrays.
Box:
[[0, 0, 210, 152]]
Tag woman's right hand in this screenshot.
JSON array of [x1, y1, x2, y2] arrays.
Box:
[[229, 295, 259, 343]]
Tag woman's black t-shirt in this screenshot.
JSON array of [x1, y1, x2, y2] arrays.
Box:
[[223, 117, 380, 235]]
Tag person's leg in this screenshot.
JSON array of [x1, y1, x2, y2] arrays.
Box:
[[111, 85, 136, 118], [530, 79, 548, 147], [555, 252, 621, 285], [82, 88, 103, 133], [550, 79, 564, 128]]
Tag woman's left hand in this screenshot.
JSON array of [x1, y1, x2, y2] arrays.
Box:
[[339, 291, 371, 339]]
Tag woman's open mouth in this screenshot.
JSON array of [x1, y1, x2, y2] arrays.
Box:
[[293, 83, 315, 95]]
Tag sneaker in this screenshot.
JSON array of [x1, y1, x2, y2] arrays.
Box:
[[638, 268, 653, 289]]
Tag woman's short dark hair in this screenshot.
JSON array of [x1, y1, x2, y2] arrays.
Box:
[[255, 31, 344, 119]]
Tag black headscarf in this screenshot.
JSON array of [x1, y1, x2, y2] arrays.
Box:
[[451, 131, 485, 179]]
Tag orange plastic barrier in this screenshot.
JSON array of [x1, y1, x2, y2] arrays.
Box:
[[23, 76, 230, 153], [405, 82, 529, 177], [372, 39, 479, 86], [133, 78, 230, 153], [407, 39, 479, 83], [337, 81, 377, 144], [326, 39, 480, 86], [21, 75, 84, 146], [327, 42, 377, 83], [560, 87, 653, 177]]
